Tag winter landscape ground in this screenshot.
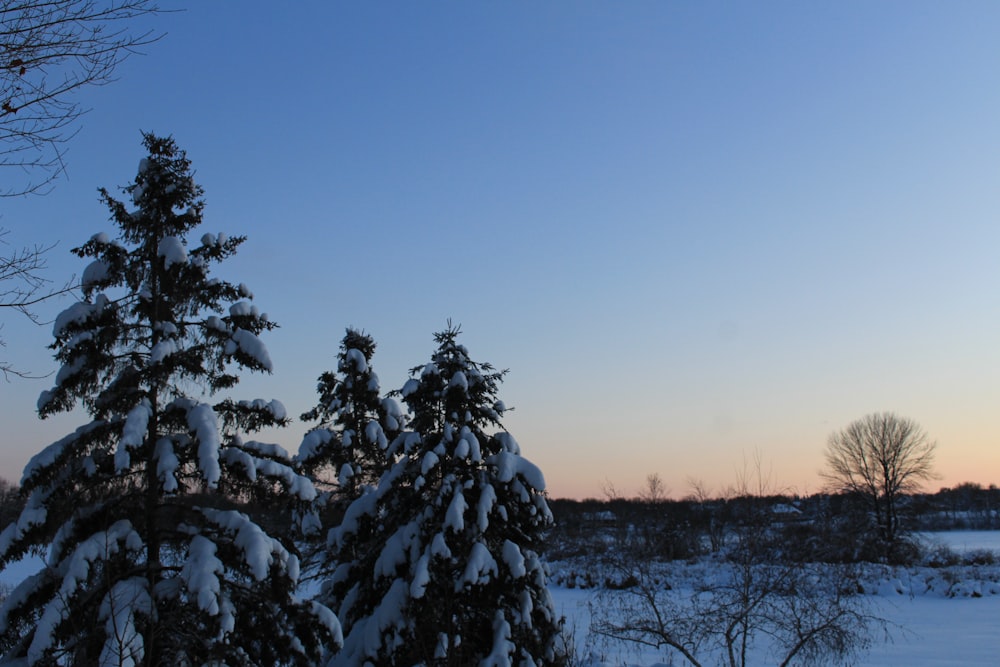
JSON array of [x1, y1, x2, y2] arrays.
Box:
[[2, 531, 997, 666], [550, 531, 1000, 667]]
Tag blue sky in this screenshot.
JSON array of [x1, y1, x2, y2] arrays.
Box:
[[1, 2, 998, 498]]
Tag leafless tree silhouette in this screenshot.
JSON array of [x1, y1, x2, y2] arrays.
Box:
[[823, 412, 937, 559], [1, 0, 161, 196]]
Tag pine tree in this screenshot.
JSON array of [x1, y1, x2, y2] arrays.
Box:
[[326, 325, 566, 667], [0, 134, 340, 666], [298, 328, 403, 504]]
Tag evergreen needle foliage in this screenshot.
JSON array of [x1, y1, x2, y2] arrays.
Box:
[[0, 133, 339, 666], [298, 328, 404, 505], [323, 325, 566, 667]]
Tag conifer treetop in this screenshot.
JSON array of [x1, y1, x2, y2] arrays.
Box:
[[399, 322, 509, 440], [38, 132, 278, 422]]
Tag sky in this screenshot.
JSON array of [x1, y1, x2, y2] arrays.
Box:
[[0, 2, 998, 500]]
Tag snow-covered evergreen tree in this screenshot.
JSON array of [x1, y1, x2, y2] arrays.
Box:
[[325, 325, 566, 667], [0, 134, 340, 665], [298, 328, 403, 503]]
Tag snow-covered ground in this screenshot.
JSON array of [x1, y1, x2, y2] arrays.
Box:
[[552, 531, 1000, 667], [553, 583, 1000, 666], [918, 529, 1000, 554], [2, 531, 998, 665]]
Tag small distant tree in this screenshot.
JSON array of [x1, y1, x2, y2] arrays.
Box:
[[822, 412, 937, 561], [2, 0, 162, 196], [685, 477, 725, 553], [298, 328, 403, 504], [0, 134, 339, 665], [325, 325, 566, 666], [638, 472, 667, 504]]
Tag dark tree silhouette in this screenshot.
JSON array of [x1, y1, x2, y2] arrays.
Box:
[[0, 134, 339, 665], [1, 0, 161, 196], [822, 411, 937, 560], [325, 325, 566, 667]]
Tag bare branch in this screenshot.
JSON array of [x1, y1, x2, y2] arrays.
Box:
[[821, 412, 938, 558], [1, 0, 163, 196], [0, 226, 77, 378], [638, 472, 668, 504]]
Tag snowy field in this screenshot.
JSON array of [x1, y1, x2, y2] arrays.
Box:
[[553, 581, 1000, 667], [552, 531, 1000, 667], [917, 530, 1000, 554], [2, 531, 998, 665]]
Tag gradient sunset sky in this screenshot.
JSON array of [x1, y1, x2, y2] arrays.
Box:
[[1, 2, 998, 499]]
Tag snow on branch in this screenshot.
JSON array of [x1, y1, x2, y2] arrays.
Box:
[[157, 235, 187, 268], [489, 451, 546, 491], [310, 600, 343, 647], [476, 484, 497, 533], [155, 437, 180, 493], [199, 508, 294, 583], [220, 441, 316, 502], [224, 329, 273, 371], [297, 428, 334, 463], [29, 521, 143, 663], [502, 540, 526, 578], [180, 535, 226, 617], [457, 542, 499, 591], [0, 492, 47, 559], [444, 488, 467, 533], [149, 338, 179, 365], [237, 398, 287, 423], [20, 423, 105, 486], [0, 569, 54, 636], [81, 259, 110, 290], [187, 402, 221, 488], [481, 611, 516, 667], [344, 348, 368, 373], [98, 577, 152, 667], [115, 400, 151, 472], [51, 294, 111, 338], [373, 521, 421, 582]]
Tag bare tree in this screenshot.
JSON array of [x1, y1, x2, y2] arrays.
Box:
[[0, 1, 161, 373], [684, 476, 726, 553], [592, 555, 885, 667], [638, 472, 667, 503], [1, 0, 161, 196], [592, 463, 888, 667], [601, 478, 623, 502], [822, 412, 938, 560]]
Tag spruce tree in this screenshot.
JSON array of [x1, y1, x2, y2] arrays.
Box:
[[326, 325, 566, 667], [0, 134, 340, 666], [298, 328, 403, 504]]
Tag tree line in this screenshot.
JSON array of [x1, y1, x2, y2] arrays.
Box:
[[548, 479, 998, 566]]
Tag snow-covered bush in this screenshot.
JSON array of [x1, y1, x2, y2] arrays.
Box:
[[0, 134, 339, 665], [321, 324, 567, 666]]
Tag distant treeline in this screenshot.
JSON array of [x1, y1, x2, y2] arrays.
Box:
[[2, 476, 996, 566], [545, 482, 999, 564]]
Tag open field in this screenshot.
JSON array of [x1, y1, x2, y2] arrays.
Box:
[[554, 586, 1000, 667], [3, 531, 998, 665], [551, 531, 1000, 667]]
